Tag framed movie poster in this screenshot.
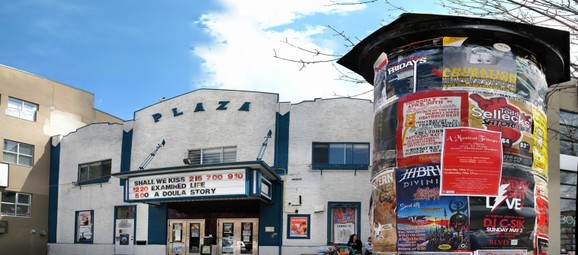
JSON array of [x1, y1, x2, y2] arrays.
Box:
[[287, 214, 310, 239], [75, 210, 94, 243]]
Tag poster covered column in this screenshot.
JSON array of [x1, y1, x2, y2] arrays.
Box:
[[338, 13, 570, 255]]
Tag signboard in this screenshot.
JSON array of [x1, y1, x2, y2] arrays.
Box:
[[441, 127, 503, 196], [127, 169, 246, 201], [0, 162, 8, 187]]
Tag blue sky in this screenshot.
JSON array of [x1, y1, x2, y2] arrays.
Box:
[[0, 0, 448, 120]]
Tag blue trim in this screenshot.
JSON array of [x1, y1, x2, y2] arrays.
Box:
[[326, 202, 362, 245], [312, 164, 369, 170], [48, 142, 60, 243], [120, 129, 133, 186], [287, 214, 311, 239], [258, 180, 283, 246], [274, 112, 290, 174], [148, 203, 168, 244], [77, 176, 111, 185]]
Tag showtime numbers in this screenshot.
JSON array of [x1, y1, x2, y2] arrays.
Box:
[[188, 172, 244, 182]]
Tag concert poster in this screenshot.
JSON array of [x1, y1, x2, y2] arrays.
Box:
[[468, 93, 534, 166], [515, 55, 548, 108], [440, 127, 503, 196], [396, 164, 470, 252], [442, 37, 518, 95], [534, 176, 548, 237], [396, 90, 469, 167], [532, 105, 548, 179], [370, 169, 397, 252], [373, 102, 398, 173], [384, 38, 443, 100], [469, 166, 536, 251]]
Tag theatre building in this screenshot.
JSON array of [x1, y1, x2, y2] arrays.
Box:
[[47, 89, 374, 255]]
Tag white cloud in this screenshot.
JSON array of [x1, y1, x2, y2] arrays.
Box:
[[192, 0, 373, 103]]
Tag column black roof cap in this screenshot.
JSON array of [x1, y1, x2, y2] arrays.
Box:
[[337, 13, 570, 86]]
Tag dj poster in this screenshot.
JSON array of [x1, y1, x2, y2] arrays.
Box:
[[468, 93, 534, 166], [441, 127, 503, 196], [381, 38, 443, 102], [397, 90, 468, 167], [370, 169, 397, 251], [469, 166, 535, 251], [442, 37, 518, 95], [332, 207, 357, 244], [396, 164, 470, 252]]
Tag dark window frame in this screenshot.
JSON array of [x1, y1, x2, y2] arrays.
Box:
[[77, 159, 112, 185], [312, 142, 369, 170]]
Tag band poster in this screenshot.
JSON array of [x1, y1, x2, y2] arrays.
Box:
[[469, 166, 535, 251], [468, 93, 534, 166], [370, 169, 397, 251], [372, 38, 443, 108], [442, 37, 517, 95], [373, 102, 398, 173], [397, 90, 469, 167], [396, 164, 470, 252], [77, 210, 93, 243], [441, 127, 503, 196], [532, 105, 548, 179]]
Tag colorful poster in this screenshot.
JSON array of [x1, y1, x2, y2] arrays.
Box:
[[333, 207, 357, 244], [77, 210, 93, 242], [534, 176, 548, 237], [468, 93, 533, 166], [397, 90, 468, 167], [442, 37, 518, 95], [383, 38, 443, 101], [370, 169, 397, 251], [441, 127, 503, 196], [373, 102, 398, 174], [288, 215, 309, 238], [532, 105, 548, 178], [469, 167, 535, 251], [396, 164, 470, 252]]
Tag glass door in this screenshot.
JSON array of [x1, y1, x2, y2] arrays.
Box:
[[168, 219, 205, 255], [217, 218, 258, 255]]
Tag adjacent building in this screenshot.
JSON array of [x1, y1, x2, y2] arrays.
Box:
[[0, 64, 122, 255]]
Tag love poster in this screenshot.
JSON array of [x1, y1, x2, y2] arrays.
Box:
[[441, 127, 503, 196]]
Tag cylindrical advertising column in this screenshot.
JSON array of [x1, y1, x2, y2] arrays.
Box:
[[338, 14, 570, 254]]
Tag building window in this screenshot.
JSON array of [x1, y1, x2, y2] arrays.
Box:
[[312, 143, 369, 170], [327, 202, 361, 244], [3, 140, 34, 167], [78, 159, 111, 184], [0, 191, 32, 217], [5, 97, 38, 121], [187, 146, 237, 165], [75, 210, 94, 243], [560, 169, 576, 254], [560, 110, 578, 156]]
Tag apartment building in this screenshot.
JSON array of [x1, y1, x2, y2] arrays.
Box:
[[0, 65, 122, 255]]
